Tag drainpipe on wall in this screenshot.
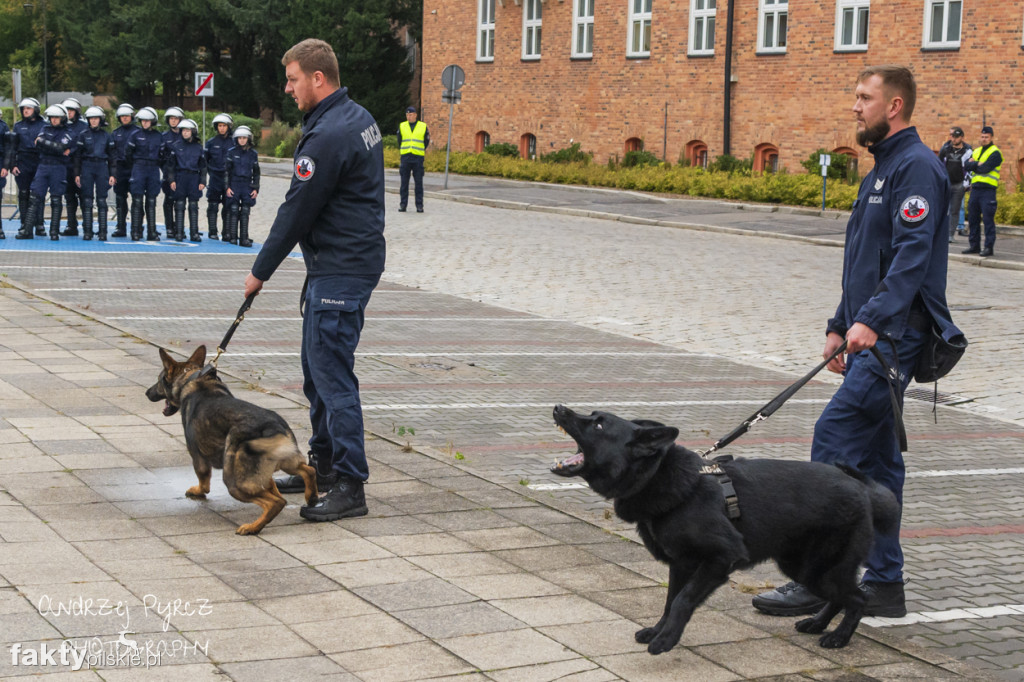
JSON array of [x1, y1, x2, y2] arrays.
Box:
[[663, 101, 668, 162], [723, 0, 735, 157]]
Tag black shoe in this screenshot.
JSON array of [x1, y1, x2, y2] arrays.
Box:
[[111, 227, 127, 238], [274, 453, 337, 493], [752, 581, 827, 616], [15, 228, 33, 240], [35, 227, 46, 236], [60, 226, 78, 237], [300, 476, 367, 521], [961, 246, 980, 254], [397, 206, 406, 212], [980, 247, 994, 257], [860, 581, 907, 618], [416, 207, 424, 213]]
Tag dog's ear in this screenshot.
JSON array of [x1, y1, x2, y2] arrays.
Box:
[[630, 425, 679, 456], [158, 348, 175, 370], [631, 418, 667, 428], [188, 345, 207, 367]]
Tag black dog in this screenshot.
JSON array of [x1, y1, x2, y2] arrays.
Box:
[[551, 405, 898, 652]]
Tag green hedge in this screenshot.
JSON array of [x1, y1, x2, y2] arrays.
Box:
[[379, 148, 1024, 225]]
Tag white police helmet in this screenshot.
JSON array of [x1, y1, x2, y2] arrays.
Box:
[[232, 125, 253, 140], [84, 106, 105, 119], [164, 106, 185, 121], [18, 97, 40, 114], [136, 107, 158, 122], [116, 103, 135, 117], [44, 104, 69, 124], [61, 97, 82, 112], [179, 119, 198, 133], [212, 113, 233, 126]]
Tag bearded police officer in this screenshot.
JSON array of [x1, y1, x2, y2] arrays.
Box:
[[962, 125, 1001, 258], [753, 66, 963, 619], [397, 105, 429, 212], [244, 39, 385, 521]]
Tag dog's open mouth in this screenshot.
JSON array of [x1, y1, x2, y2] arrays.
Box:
[[162, 400, 178, 417], [551, 451, 584, 476]]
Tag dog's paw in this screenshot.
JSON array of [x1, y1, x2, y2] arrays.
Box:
[[235, 523, 262, 535], [635, 626, 660, 644], [647, 631, 681, 655], [818, 631, 852, 649], [795, 617, 827, 634], [185, 487, 207, 499]]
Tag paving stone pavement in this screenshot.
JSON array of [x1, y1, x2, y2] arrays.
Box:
[[2, 172, 1023, 679]]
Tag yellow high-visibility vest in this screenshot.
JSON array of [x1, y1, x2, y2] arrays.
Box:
[[399, 121, 426, 157], [970, 144, 1001, 188]]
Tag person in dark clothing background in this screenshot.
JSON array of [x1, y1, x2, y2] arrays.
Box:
[[397, 105, 429, 213], [962, 126, 1001, 258], [937, 126, 971, 244]]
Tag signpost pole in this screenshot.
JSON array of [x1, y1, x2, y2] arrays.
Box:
[[444, 98, 454, 190]]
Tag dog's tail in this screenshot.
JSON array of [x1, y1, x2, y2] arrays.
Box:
[[836, 463, 900, 535]]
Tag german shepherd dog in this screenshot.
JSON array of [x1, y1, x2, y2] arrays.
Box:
[[146, 346, 318, 535], [551, 405, 898, 652]]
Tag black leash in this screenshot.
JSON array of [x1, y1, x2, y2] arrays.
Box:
[[700, 339, 907, 520], [207, 293, 257, 370]]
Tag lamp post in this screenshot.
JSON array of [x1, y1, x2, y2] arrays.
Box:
[[23, 0, 47, 106]]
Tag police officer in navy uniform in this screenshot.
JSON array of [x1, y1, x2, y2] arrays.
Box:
[[27, 104, 75, 241], [160, 107, 185, 235], [109, 104, 138, 237], [74, 106, 116, 241], [204, 113, 234, 239], [163, 118, 207, 242], [397, 105, 429, 212], [7, 98, 47, 238], [125, 107, 164, 241], [753, 66, 963, 619], [59, 98, 88, 236], [962, 125, 1002, 258], [245, 38, 385, 522]]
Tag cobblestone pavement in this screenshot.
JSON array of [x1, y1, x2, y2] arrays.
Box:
[[2, 171, 1024, 679]]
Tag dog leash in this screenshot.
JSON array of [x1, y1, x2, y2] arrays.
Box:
[[208, 293, 258, 370]]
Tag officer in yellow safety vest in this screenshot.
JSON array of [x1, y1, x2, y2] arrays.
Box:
[[962, 125, 1001, 257], [397, 106, 429, 212]]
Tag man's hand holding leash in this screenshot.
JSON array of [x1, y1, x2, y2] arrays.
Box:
[[825, 323, 878, 374], [244, 273, 263, 299]]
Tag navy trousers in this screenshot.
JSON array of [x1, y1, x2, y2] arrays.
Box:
[[811, 326, 927, 584], [966, 185, 997, 251], [399, 156, 424, 210], [301, 274, 380, 482]]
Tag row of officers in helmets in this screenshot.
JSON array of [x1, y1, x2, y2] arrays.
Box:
[[0, 97, 260, 245]]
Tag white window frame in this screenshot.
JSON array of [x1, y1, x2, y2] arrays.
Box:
[[627, 0, 653, 58], [689, 0, 717, 56], [572, 0, 595, 58], [477, 0, 496, 62], [522, 0, 543, 60], [835, 0, 869, 51], [923, 0, 962, 49], [757, 0, 788, 54]]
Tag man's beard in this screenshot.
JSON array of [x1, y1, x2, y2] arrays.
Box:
[[857, 119, 890, 147]]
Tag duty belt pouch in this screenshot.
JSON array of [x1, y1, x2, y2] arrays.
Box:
[[914, 326, 968, 383]]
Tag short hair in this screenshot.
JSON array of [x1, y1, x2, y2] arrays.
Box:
[[858, 65, 916, 121], [282, 39, 340, 87]]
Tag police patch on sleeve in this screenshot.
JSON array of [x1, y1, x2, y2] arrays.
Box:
[[899, 196, 929, 224], [294, 156, 315, 182]]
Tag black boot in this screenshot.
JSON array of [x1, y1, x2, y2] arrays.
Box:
[[162, 195, 174, 238], [860, 581, 907, 618], [238, 205, 253, 247], [81, 198, 94, 240], [206, 203, 219, 239], [112, 194, 128, 237], [30, 190, 46, 236], [96, 199, 108, 241], [275, 452, 336, 493], [145, 197, 160, 241], [751, 582, 827, 616], [49, 197, 64, 241], [130, 194, 144, 241], [300, 476, 367, 521], [173, 199, 186, 242], [0, 226, 4, 239], [17, 191, 32, 237], [65, 185, 80, 231], [188, 200, 202, 242], [224, 203, 239, 245], [16, 194, 44, 239]]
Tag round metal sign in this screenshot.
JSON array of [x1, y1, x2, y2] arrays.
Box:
[[441, 64, 466, 91]]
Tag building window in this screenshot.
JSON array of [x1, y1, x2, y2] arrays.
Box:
[[689, 0, 716, 55], [835, 0, 869, 51], [628, 0, 653, 58], [625, 137, 643, 154], [754, 143, 779, 173], [573, 0, 595, 57], [685, 140, 709, 168], [923, 0, 961, 49], [520, 133, 537, 159], [523, 0, 543, 59], [478, 0, 496, 61], [475, 131, 491, 153], [758, 0, 788, 53]]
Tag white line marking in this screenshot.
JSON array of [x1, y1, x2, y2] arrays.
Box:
[[528, 482, 590, 491], [106, 316, 552, 322], [229, 351, 712, 358], [360, 399, 828, 411], [863, 604, 1024, 628], [908, 467, 1024, 478], [33, 286, 430, 292]]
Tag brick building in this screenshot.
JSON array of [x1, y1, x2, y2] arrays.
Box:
[[421, 0, 1024, 180]]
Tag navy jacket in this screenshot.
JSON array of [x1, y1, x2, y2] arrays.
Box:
[[110, 123, 138, 167], [0, 120, 8, 167], [164, 137, 208, 184], [224, 145, 260, 189], [125, 127, 163, 168], [7, 115, 45, 168], [204, 133, 232, 172], [252, 87, 386, 281], [35, 123, 75, 167], [828, 127, 962, 345], [74, 126, 116, 176]]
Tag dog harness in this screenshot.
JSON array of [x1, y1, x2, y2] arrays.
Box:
[[699, 455, 741, 520]]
